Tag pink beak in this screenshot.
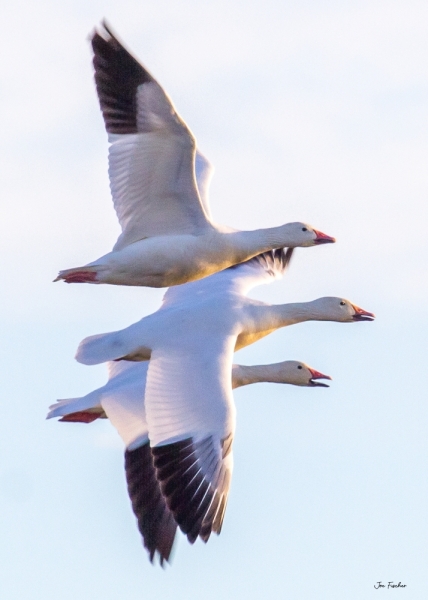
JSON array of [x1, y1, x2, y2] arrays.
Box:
[[313, 229, 336, 244], [351, 304, 376, 322], [308, 367, 332, 387]]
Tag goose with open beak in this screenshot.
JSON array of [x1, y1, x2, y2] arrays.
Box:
[[48, 358, 332, 564], [351, 304, 376, 321], [308, 367, 332, 387]]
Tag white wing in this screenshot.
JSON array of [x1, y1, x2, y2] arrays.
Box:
[[92, 23, 213, 250], [162, 247, 293, 308], [144, 334, 236, 543], [100, 361, 149, 449], [103, 361, 178, 562], [49, 359, 176, 563]]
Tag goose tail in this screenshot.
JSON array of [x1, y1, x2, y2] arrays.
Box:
[[76, 332, 124, 365], [47, 389, 104, 421]]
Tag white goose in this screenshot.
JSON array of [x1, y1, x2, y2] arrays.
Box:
[[48, 360, 331, 427], [74, 252, 374, 546], [48, 359, 331, 564], [54, 22, 335, 288]]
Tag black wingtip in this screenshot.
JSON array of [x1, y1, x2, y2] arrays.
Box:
[[125, 444, 177, 566], [99, 19, 121, 45], [199, 528, 212, 543], [283, 247, 294, 269], [101, 18, 112, 34], [90, 20, 154, 134], [152, 437, 232, 546]]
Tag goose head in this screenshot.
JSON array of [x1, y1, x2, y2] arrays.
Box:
[[310, 297, 375, 322], [284, 222, 336, 247], [277, 361, 332, 387]]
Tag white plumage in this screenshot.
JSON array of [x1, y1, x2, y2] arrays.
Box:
[[49, 21, 376, 566], [73, 246, 374, 545], [54, 23, 335, 288], [47, 360, 330, 436], [49, 355, 330, 563]]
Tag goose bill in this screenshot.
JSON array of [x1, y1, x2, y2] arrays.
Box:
[[308, 368, 332, 387], [313, 229, 336, 244], [351, 305, 375, 321]]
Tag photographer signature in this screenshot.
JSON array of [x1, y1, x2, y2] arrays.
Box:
[[374, 582, 407, 589]]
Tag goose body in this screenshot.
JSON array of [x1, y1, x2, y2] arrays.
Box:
[[54, 23, 335, 288], [76, 278, 375, 368], [48, 360, 331, 437]]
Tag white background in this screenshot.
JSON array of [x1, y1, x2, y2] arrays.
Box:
[[0, 0, 427, 598]]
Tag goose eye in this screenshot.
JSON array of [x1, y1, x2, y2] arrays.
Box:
[[340, 301, 346, 306], [301, 227, 307, 232], [297, 365, 302, 369]]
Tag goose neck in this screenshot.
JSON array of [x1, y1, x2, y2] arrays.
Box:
[[226, 226, 297, 261], [264, 302, 317, 329], [232, 364, 284, 389], [232, 364, 281, 388]]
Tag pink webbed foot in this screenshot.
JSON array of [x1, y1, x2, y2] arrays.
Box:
[[64, 271, 98, 284], [59, 411, 102, 423], [55, 270, 99, 284]]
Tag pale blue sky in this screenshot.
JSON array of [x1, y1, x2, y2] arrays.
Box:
[[1, 0, 427, 598]]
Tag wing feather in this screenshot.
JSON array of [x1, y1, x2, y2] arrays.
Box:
[[125, 443, 177, 565], [162, 247, 294, 308], [152, 437, 233, 543], [145, 343, 236, 542], [91, 23, 212, 249], [92, 22, 153, 134]]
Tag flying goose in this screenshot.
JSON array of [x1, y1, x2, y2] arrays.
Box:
[[48, 359, 331, 564], [54, 23, 335, 288]]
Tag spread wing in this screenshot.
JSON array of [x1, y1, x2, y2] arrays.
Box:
[[91, 23, 213, 250], [102, 362, 178, 563], [99, 361, 149, 450], [125, 442, 177, 565], [144, 338, 236, 543], [162, 247, 293, 308], [152, 435, 233, 543], [49, 360, 178, 564]]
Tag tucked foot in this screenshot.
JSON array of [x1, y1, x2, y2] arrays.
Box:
[[59, 411, 103, 423], [54, 268, 99, 284]]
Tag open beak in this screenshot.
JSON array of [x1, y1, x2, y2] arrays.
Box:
[[351, 304, 375, 322], [308, 368, 332, 387], [313, 229, 336, 244]]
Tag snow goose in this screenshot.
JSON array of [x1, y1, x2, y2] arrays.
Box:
[[73, 267, 373, 544], [48, 359, 331, 564], [75, 251, 375, 368], [48, 361, 331, 427], [54, 22, 335, 288]]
